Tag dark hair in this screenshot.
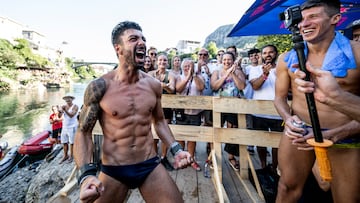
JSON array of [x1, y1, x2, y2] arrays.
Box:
[[261, 44, 278, 55], [147, 46, 157, 54], [111, 21, 142, 46], [226, 45, 237, 52], [301, 0, 340, 17], [224, 51, 236, 61], [171, 55, 181, 64], [247, 48, 260, 56]]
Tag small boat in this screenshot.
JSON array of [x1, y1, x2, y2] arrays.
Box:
[[45, 82, 62, 88], [18, 131, 53, 155], [0, 145, 19, 178]]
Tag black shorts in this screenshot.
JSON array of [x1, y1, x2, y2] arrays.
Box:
[[221, 113, 238, 126], [246, 115, 283, 132], [179, 113, 202, 126], [52, 128, 62, 138], [163, 108, 173, 120], [202, 110, 213, 125]]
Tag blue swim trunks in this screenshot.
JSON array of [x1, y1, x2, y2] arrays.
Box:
[[304, 124, 360, 148], [101, 156, 161, 189]]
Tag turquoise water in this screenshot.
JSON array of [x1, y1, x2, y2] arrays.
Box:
[[0, 81, 89, 148]]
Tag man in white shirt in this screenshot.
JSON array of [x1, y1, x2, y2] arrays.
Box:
[[248, 45, 283, 173], [60, 94, 79, 163]]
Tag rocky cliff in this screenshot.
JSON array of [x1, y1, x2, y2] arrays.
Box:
[[204, 24, 257, 49]]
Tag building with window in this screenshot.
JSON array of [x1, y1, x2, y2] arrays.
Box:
[[0, 16, 24, 43], [176, 40, 201, 54], [0, 16, 66, 67]]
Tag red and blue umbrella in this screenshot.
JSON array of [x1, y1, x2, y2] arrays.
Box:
[[228, 0, 360, 37]]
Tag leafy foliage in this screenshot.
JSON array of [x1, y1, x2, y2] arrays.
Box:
[[206, 41, 218, 59], [75, 66, 97, 79], [256, 34, 293, 54], [0, 39, 24, 70], [0, 38, 52, 71], [64, 57, 73, 67], [13, 39, 50, 68]]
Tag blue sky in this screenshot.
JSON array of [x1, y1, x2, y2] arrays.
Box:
[[1, 0, 254, 62]]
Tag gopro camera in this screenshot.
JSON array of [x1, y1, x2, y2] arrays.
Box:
[[279, 5, 302, 29]]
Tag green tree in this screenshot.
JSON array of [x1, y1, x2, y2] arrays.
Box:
[[206, 41, 218, 59], [179, 53, 193, 61], [257, 34, 292, 54], [13, 39, 50, 68], [75, 65, 98, 79], [167, 49, 177, 69], [0, 39, 24, 70]]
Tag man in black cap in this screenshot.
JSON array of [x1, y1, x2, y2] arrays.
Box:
[[274, 0, 360, 202], [347, 19, 360, 41]]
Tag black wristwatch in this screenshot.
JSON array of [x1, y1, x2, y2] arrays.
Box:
[[77, 163, 98, 185]]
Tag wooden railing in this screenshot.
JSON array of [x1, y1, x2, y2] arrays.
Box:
[[56, 95, 282, 203], [159, 95, 281, 203]]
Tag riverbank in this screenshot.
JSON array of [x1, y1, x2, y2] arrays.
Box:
[[0, 150, 74, 202], [0, 67, 72, 91]]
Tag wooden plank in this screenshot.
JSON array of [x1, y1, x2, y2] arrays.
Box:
[[222, 152, 248, 203], [214, 128, 281, 148], [162, 95, 213, 110], [239, 145, 249, 179], [237, 114, 247, 128], [211, 150, 229, 203], [214, 141, 223, 183], [213, 97, 279, 115], [152, 125, 213, 142], [247, 153, 265, 201], [195, 142, 219, 203]]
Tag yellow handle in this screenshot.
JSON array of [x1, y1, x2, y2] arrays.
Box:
[[307, 138, 333, 182], [314, 146, 332, 181]]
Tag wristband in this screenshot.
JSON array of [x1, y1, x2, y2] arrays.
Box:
[[262, 74, 268, 80], [78, 175, 93, 186], [170, 141, 183, 156], [77, 163, 98, 185]]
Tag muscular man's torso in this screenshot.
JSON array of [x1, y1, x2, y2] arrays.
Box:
[[290, 42, 360, 128], [98, 71, 160, 165]]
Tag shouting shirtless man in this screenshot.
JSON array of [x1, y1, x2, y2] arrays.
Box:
[[74, 21, 192, 203], [274, 0, 360, 202]]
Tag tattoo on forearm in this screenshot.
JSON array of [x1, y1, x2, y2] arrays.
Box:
[[80, 104, 100, 132], [79, 78, 106, 132]]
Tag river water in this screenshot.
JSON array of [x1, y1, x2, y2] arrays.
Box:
[[0, 81, 89, 148]]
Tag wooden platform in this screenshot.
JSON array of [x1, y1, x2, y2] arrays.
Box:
[[125, 143, 273, 203], [49, 96, 282, 203], [53, 142, 269, 203], [126, 142, 219, 203]]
